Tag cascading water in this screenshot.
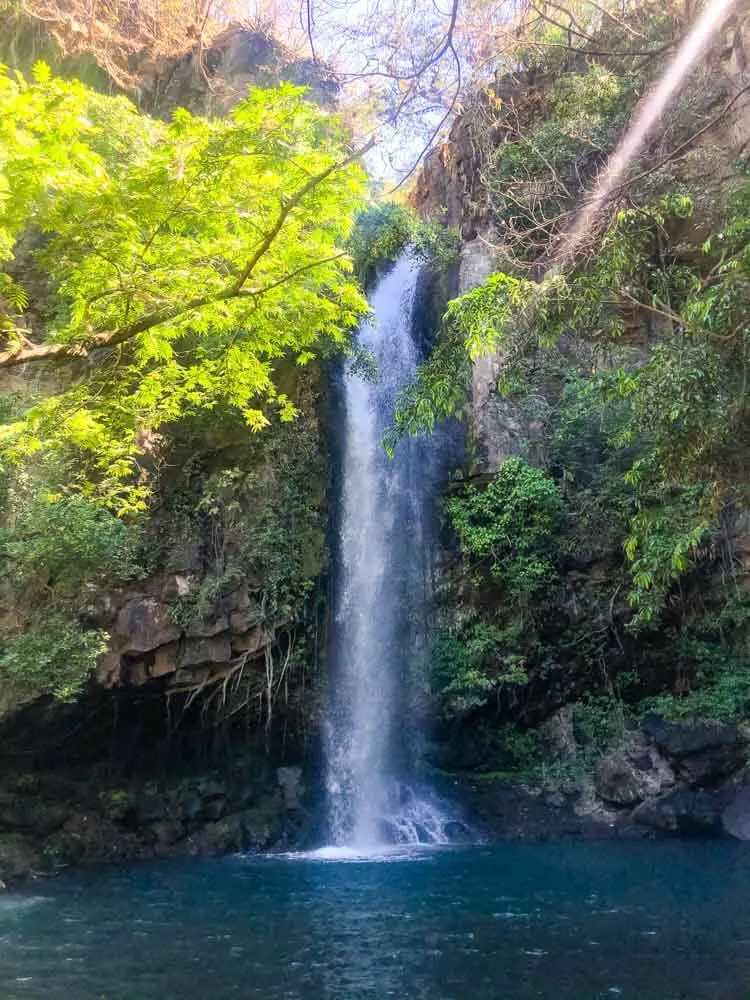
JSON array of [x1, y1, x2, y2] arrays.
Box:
[[324, 253, 459, 852]]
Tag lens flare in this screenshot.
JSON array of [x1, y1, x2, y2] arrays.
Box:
[[558, 0, 738, 263]]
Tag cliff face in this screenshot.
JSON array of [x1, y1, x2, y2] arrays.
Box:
[[0, 7, 338, 115], [414, 10, 750, 473], [0, 16, 335, 720], [408, 3, 750, 839], [0, 15, 336, 881]]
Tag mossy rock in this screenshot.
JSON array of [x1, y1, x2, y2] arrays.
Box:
[[0, 833, 42, 883]]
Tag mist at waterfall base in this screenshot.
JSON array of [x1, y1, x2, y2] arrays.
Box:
[[323, 254, 459, 852], [3, 842, 750, 999]]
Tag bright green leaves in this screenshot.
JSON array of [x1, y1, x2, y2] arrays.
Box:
[[446, 272, 535, 359], [0, 68, 368, 506], [402, 182, 750, 630], [387, 271, 538, 448], [623, 488, 714, 627], [1, 493, 145, 597]]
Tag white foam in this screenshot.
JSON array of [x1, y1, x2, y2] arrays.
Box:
[[275, 843, 438, 864]]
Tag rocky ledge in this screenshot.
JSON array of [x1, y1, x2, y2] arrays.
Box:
[[0, 762, 314, 887], [445, 715, 750, 843]]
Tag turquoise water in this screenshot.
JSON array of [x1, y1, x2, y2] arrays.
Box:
[[1, 842, 749, 999]]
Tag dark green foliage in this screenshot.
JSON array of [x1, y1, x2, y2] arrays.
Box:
[[164, 384, 326, 629], [0, 617, 106, 701], [474, 695, 628, 788], [447, 457, 562, 603], [1, 494, 145, 598], [432, 621, 527, 716], [0, 492, 146, 702], [348, 202, 458, 287], [430, 460, 562, 716], [348, 203, 414, 284]]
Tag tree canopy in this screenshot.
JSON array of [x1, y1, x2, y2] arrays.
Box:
[[0, 64, 369, 511]]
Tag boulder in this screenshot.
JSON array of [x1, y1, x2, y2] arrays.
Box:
[[115, 597, 180, 653], [178, 635, 232, 668], [444, 820, 473, 843], [642, 714, 742, 759], [43, 813, 138, 866], [202, 796, 227, 822], [0, 834, 42, 884], [641, 714, 747, 788], [596, 749, 674, 806], [185, 615, 230, 639], [131, 793, 168, 826], [676, 744, 747, 787], [231, 627, 270, 655], [633, 788, 724, 835], [722, 784, 750, 840], [193, 803, 283, 854], [0, 799, 70, 836], [150, 820, 185, 846]]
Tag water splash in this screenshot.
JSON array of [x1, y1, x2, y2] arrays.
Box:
[[324, 254, 464, 852], [559, 0, 738, 262]]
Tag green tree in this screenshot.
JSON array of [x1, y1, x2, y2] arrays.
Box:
[[0, 64, 369, 511]]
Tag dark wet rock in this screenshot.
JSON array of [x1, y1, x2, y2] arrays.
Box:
[[132, 793, 168, 826], [150, 820, 185, 846], [596, 749, 674, 806], [199, 778, 227, 801], [444, 820, 473, 842], [195, 804, 284, 853], [229, 779, 261, 811], [0, 799, 70, 836], [179, 795, 204, 826], [178, 635, 233, 669], [43, 813, 142, 866], [544, 791, 566, 808], [0, 834, 42, 883], [676, 744, 747, 787], [632, 789, 724, 835], [193, 815, 246, 854], [277, 766, 303, 809], [446, 775, 618, 841], [722, 784, 750, 840], [202, 796, 227, 822], [642, 714, 743, 760]]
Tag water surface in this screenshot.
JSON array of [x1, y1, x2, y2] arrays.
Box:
[[1, 842, 749, 1000]]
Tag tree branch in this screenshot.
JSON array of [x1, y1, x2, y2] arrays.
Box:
[[0, 140, 374, 371]]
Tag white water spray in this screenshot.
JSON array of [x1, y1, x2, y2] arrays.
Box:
[[324, 255, 459, 852]]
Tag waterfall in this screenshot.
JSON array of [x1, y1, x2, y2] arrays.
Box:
[[324, 254, 457, 852]]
